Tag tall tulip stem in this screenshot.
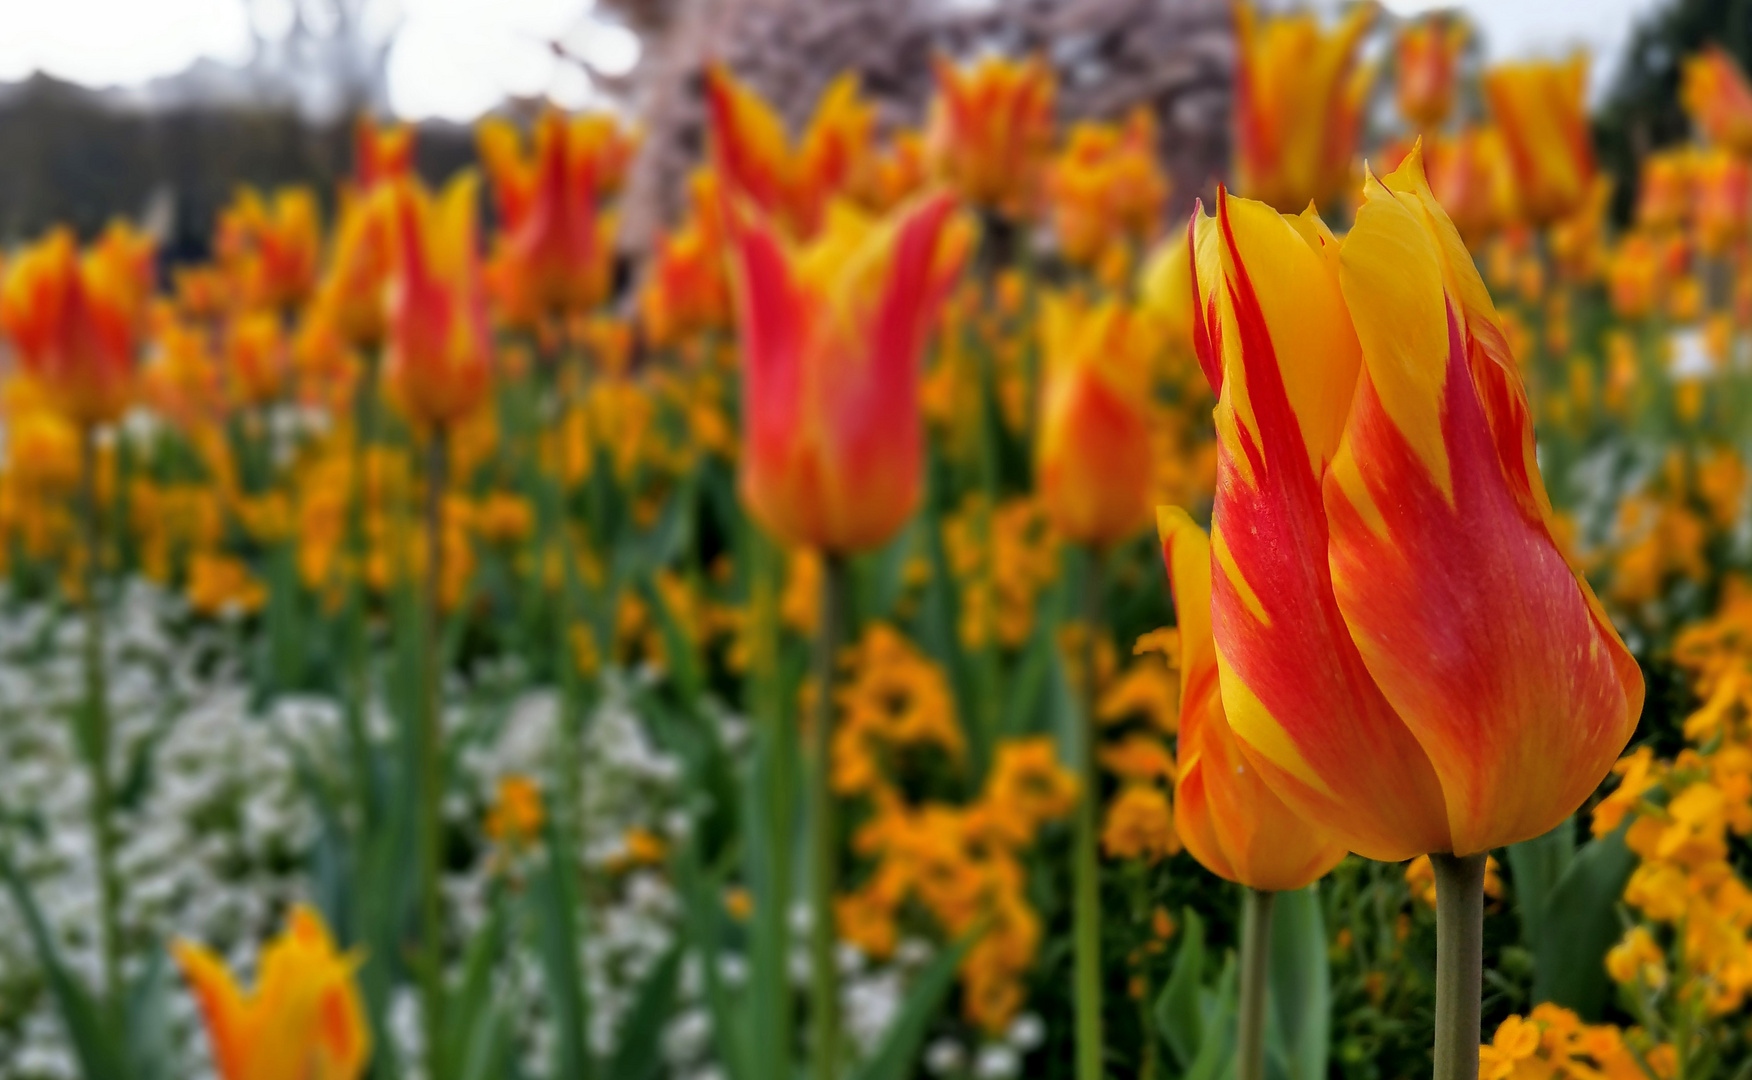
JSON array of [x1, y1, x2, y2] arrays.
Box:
[[810, 552, 849, 1080], [76, 427, 122, 1019], [1074, 547, 1106, 1080], [420, 428, 450, 1080], [1432, 851, 1487, 1080], [1237, 888, 1276, 1080]]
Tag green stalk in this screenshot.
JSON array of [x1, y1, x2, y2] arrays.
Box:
[[1431, 852, 1487, 1080], [1074, 547, 1105, 1080], [809, 553, 849, 1080], [754, 534, 794, 1068], [1237, 888, 1276, 1080], [76, 427, 122, 1022], [420, 428, 450, 1080]]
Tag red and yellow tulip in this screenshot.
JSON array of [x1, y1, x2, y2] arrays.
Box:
[[217, 187, 321, 311], [1694, 147, 1752, 257], [1636, 147, 1694, 232], [641, 170, 733, 349], [926, 54, 1057, 218], [1680, 46, 1752, 156], [1421, 127, 1518, 247], [1, 224, 154, 427], [1188, 145, 1642, 860], [1158, 507, 1347, 891], [1233, 0, 1375, 214], [1047, 110, 1168, 267], [1483, 55, 1596, 226], [354, 114, 416, 190], [224, 310, 288, 408], [727, 194, 968, 553], [1396, 14, 1466, 130], [381, 174, 493, 430], [174, 904, 370, 1080], [477, 109, 631, 324], [1036, 295, 1154, 544]]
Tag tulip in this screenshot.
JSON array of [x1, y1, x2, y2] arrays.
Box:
[[1158, 507, 1347, 890], [1396, 14, 1466, 130], [640, 172, 733, 349], [312, 191, 395, 351], [1694, 147, 1751, 258], [1, 225, 152, 427], [728, 193, 967, 554], [175, 904, 371, 1080], [381, 174, 493, 430], [1233, 0, 1376, 214], [1422, 127, 1517, 247], [224, 311, 289, 408], [218, 187, 321, 310], [1681, 46, 1752, 156], [1036, 295, 1154, 544], [477, 109, 631, 324], [354, 113, 416, 190], [1047, 110, 1168, 266], [1190, 146, 1641, 866], [926, 54, 1057, 218], [1636, 147, 1695, 232], [1483, 55, 1595, 226]]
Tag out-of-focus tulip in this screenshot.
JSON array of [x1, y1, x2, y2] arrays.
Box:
[[1396, 14, 1466, 129], [1547, 178, 1612, 283], [381, 175, 493, 429], [873, 130, 930, 213], [1157, 507, 1347, 891], [1138, 232, 1193, 356], [1694, 147, 1752, 257], [1035, 295, 1154, 544], [1, 225, 153, 426], [1422, 127, 1517, 247], [1047, 110, 1168, 266], [1607, 233, 1665, 320], [705, 67, 878, 237], [225, 311, 288, 407], [728, 194, 968, 553], [1636, 147, 1694, 232], [175, 904, 370, 1080], [313, 191, 395, 350], [354, 114, 416, 189], [641, 170, 733, 348], [1189, 145, 1642, 860], [1233, 0, 1376, 214], [217, 187, 321, 310], [1483, 55, 1595, 226], [926, 54, 1057, 218], [1681, 46, 1752, 156], [477, 109, 632, 323]]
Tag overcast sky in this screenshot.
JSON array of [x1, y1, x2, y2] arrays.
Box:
[[0, 0, 1671, 122]]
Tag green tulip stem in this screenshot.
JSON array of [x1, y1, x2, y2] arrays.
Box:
[[77, 426, 122, 1023], [1237, 887, 1277, 1080], [420, 427, 449, 1080], [1074, 546, 1106, 1080], [810, 552, 850, 1080], [1432, 851, 1488, 1080]]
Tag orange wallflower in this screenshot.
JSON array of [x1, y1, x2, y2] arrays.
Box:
[[1484, 55, 1596, 226], [728, 194, 967, 552], [926, 54, 1057, 218], [1233, 0, 1375, 213], [174, 905, 371, 1080], [1396, 14, 1466, 129], [1, 224, 153, 426]]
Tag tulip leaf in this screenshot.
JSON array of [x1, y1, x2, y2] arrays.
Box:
[[531, 815, 596, 1080], [1155, 906, 1207, 1071], [678, 835, 754, 1080], [850, 934, 976, 1080], [1505, 817, 1577, 951], [1530, 825, 1636, 1020], [1265, 885, 1330, 1080], [607, 942, 684, 1080], [1185, 954, 1240, 1080], [124, 942, 173, 1080]]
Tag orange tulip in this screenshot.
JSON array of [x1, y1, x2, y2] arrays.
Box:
[[1047, 110, 1168, 266], [1483, 55, 1595, 226], [1036, 294, 1154, 544], [1157, 507, 1346, 891], [477, 109, 632, 323], [1694, 147, 1751, 257], [381, 174, 493, 429], [640, 172, 733, 349], [1681, 46, 1752, 156], [1396, 14, 1466, 129], [1, 224, 153, 426], [174, 904, 370, 1080], [217, 187, 321, 310], [224, 310, 289, 407], [1188, 145, 1642, 860], [354, 113, 416, 190], [312, 190, 395, 350], [926, 54, 1057, 218], [728, 194, 967, 553], [1635, 147, 1694, 232], [1233, 0, 1376, 214], [1422, 127, 1517, 247]]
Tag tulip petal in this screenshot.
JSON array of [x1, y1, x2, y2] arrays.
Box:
[[1207, 188, 1451, 862], [1329, 161, 1643, 856]]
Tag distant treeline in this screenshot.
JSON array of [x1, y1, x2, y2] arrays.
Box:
[[0, 74, 475, 263]]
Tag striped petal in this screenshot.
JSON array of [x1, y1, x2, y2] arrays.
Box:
[[1205, 187, 1450, 862], [1326, 151, 1644, 856]]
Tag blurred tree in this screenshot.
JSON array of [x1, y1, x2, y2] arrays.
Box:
[[1596, 0, 1752, 223]]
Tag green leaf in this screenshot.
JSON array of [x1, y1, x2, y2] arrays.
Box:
[[1265, 886, 1329, 1080], [1531, 825, 1636, 1020], [529, 817, 595, 1080], [606, 943, 684, 1080], [1155, 906, 1207, 1072], [124, 943, 174, 1080], [678, 837, 752, 1080], [850, 935, 977, 1080], [1185, 954, 1239, 1080], [1505, 817, 1576, 951]]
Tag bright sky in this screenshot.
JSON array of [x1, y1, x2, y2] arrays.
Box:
[[0, 0, 1670, 122]]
